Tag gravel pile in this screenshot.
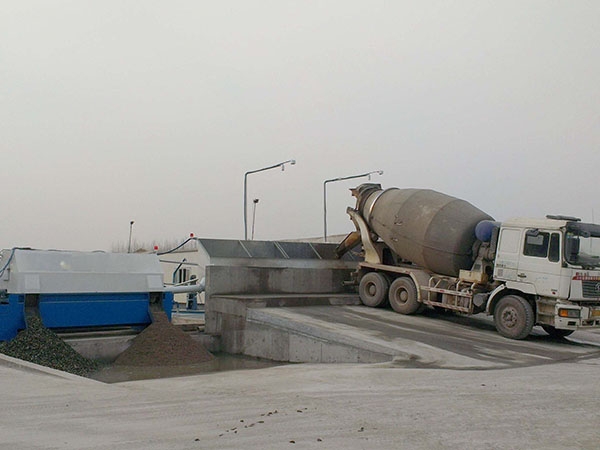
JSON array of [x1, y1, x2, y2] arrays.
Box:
[[114, 312, 213, 366], [0, 316, 99, 376]]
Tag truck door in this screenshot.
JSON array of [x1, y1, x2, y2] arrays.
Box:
[[516, 229, 564, 297], [494, 227, 521, 281]]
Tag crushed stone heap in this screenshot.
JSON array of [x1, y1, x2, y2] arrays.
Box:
[[114, 312, 214, 366], [0, 316, 99, 377]]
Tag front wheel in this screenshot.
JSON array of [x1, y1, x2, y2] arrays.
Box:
[[541, 325, 575, 338], [493, 295, 534, 340]]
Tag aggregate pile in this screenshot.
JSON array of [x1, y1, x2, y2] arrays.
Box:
[[113, 312, 214, 366], [0, 316, 99, 376]]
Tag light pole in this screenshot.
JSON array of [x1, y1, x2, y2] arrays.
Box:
[[251, 198, 259, 240], [244, 159, 296, 240], [127, 220, 135, 253], [323, 170, 383, 242]]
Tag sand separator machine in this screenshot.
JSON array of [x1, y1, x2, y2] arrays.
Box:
[[0, 248, 201, 341]]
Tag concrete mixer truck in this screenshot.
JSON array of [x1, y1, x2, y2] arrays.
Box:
[[336, 183, 600, 340]]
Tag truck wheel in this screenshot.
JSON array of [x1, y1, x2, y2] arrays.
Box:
[[541, 325, 574, 338], [358, 272, 389, 307], [389, 277, 421, 315], [493, 295, 534, 340]]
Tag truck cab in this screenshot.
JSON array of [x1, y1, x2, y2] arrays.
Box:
[[489, 216, 600, 336]]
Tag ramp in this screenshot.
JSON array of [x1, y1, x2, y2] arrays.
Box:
[[216, 300, 600, 370]]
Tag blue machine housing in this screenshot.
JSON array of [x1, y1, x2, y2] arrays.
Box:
[[0, 249, 172, 341], [0, 294, 27, 341]]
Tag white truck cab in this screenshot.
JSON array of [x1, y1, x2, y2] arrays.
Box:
[[488, 216, 600, 337]]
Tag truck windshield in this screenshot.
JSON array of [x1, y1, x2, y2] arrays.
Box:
[[565, 231, 600, 268]]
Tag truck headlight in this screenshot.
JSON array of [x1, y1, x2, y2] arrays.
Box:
[[558, 308, 580, 318]]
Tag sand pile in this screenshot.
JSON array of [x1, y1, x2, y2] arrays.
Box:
[[114, 312, 213, 366], [0, 316, 99, 376]]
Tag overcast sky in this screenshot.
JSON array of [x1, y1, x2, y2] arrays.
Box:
[[1, 1, 599, 251]]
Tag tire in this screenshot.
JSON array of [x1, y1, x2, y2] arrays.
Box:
[[493, 295, 534, 340], [389, 277, 421, 315], [358, 272, 389, 307], [541, 325, 575, 338]]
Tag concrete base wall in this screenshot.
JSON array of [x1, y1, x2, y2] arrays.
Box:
[[65, 335, 135, 362], [243, 317, 390, 363], [189, 333, 221, 353], [206, 265, 355, 297], [201, 293, 398, 363], [201, 264, 389, 363], [204, 265, 356, 338], [206, 294, 362, 353]]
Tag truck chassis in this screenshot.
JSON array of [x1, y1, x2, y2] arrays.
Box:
[[354, 261, 583, 340]]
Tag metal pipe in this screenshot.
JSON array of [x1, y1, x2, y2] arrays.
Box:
[[127, 220, 134, 253], [172, 258, 187, 284], [323, 170, 383, 242], [159, 259, 201, 267], [164, 276, 205, 293], [251, 198, 259, 240], [164, 283, 205, 294]]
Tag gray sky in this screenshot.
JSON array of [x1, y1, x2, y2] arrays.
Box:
[[1, 1, 599, 251]]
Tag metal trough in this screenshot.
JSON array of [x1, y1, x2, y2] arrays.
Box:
[[194, 238, 359, 269]]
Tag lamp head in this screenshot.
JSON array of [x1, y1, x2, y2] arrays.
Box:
[[281, 159, 296, 171]]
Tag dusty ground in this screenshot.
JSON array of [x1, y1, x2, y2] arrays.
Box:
[[2, 306, 599, 449], [1, 352, 599, 450]]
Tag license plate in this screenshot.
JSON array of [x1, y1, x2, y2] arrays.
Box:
[[592, 309, 600, 317]]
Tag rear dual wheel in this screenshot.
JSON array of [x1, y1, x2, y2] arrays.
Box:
[[359, 273, 423, 315], [388, 277, 422, 315], [358, 272, 390, 307]]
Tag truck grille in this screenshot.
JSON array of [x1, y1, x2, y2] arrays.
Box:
[[582, 281, 600, 298]]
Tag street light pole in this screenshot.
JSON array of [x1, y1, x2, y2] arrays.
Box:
[[127, 220, 135, 253], [323, 170, 383, 242], [243, 159, 296, 240], [251, 198, 259, 240]]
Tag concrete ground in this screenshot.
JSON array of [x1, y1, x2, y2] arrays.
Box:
[[1, 350, 599, 450]]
